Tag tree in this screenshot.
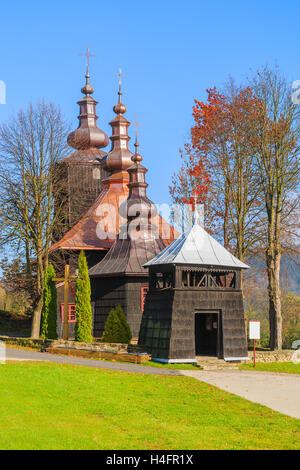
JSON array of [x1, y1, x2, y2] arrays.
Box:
[[41, 264, 57, 339], [74, 250, 93, 342], [250, 65, 300, 350], [0, 102, 70, 337], [0, 256, 33, 315], [102, 305, 132, 344]]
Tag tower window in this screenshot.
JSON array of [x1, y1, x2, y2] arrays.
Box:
[[93, 168, 101, 179], [141, 286, 149, 311]]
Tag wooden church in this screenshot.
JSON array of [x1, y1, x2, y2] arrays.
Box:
[[50, 63, 249, 361], [50, 66, 177, 340]]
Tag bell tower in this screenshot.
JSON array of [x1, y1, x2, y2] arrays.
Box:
[[57, 51, 110, 231]]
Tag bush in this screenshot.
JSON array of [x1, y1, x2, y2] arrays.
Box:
[[75, 250, 93, 342], [41, 264, 57, 339], [102, 305, 132, 344]]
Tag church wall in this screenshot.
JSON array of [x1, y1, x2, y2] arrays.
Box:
[[91, 276, 149, 340], [125, 278, 149, 339], [138, 290, 174, 359]]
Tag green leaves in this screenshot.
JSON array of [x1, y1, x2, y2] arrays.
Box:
[[41, 263, 57, 339], [102, 305, 132, 344], [75, 251, 93, 343]]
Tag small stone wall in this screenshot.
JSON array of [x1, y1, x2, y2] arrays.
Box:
[[50, 339, 146, 354], [245, 350, 294, 363], [0, 335, 146, 354], [0, 335, 46, 350], [47, 347, 151, 363]]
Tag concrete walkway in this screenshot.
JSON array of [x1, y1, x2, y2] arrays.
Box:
[[5, 347, 180, 376], [5, 348, 300, 419], [181, 369, 300, 419]]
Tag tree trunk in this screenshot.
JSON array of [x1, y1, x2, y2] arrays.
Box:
[[223, 194, 229, 249], [31, 295, 43, 338], [267, 251, 282, 350]]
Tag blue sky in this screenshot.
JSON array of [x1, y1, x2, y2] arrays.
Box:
[[0, 0, 299, 204]]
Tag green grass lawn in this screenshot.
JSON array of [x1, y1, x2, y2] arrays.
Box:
[[240, 362, 300, 374], [0, 362, 299, 450]]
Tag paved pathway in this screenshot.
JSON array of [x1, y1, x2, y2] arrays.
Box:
[[181, 369, 300, 419], [6, 348, 300, 419], [5, 347, 180, 376]]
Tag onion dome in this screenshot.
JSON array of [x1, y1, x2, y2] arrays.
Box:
[[119, 137, 158, 240], [104, 70, 134, 172], [67, 70, 109, 151]]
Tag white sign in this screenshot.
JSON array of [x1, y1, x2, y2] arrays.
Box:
[[249, 321, 260, 340], [0, 341, 6, 364]]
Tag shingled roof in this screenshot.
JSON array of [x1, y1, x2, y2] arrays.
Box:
[[144, 223, 249, 269], [89, 234, 166, 276]]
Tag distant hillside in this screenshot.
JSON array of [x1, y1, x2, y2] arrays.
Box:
[[245, 253, 300, 294]]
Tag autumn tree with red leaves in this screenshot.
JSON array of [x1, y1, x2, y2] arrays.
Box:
[[170, 83, 264, 261]]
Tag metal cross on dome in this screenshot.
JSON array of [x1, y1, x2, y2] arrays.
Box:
[[117, 68, 126, 86], [133, 114, 143, 139], [79, 45, 96, 73]]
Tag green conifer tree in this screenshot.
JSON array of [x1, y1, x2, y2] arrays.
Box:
[[74, 250, 93, 342], [41, 264, 57, 339], [102, 304, 132, 344]]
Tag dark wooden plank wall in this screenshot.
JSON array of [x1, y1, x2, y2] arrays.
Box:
[[139, 284, 248, 360], [91, 276, 149, 339]]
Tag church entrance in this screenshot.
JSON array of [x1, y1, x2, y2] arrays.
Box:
[[194, 311, 222, 356]]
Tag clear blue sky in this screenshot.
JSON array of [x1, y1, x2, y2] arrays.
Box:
[[0, 0, 299, 204]]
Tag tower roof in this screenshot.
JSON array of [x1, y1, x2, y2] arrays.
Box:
[[103, 69, 134, 172], [144, 223, 249, 269], [66, 68, 109, 151], [88, 236, 165, 276]]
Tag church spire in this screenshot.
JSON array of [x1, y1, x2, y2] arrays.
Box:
[[67, 48, 109, 151], [113, 68, 127, 115], [127, 134, 148, 198], [104, 69, 134, 172]]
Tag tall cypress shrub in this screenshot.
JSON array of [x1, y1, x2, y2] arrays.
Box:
[[75, 250, 93, 342], [102, 305, 132, 344], [41, 264, 57, 339]]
